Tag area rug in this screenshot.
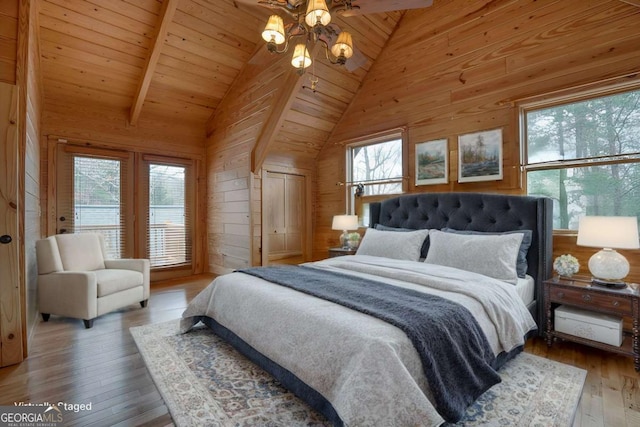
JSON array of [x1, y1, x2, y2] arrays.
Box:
[[130, 320, 586, 427]]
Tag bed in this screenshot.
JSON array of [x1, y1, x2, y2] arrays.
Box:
[[181, 192, 553, 426]]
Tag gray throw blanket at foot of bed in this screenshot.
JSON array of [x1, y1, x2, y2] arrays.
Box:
[[238, 265, 501, 422]]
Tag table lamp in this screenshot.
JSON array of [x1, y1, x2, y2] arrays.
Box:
[[577, 216, 640, 288], [332, 215, 359, 249]]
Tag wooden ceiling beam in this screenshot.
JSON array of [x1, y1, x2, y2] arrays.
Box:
[[129, 0, 178, 126], [251, 44, 322, 173], [251, 65, 302, 173]]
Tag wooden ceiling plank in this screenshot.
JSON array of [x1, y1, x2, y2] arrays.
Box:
[[129, 0, 179, 126], [251, 64, 305, 173], [40, 38, 142, 78], [83, 0, 161, 27], [157, 53, 236, 86], [39, 15, 148, 59], [619, 0, 640, 6], [40, 1, 151, 48]]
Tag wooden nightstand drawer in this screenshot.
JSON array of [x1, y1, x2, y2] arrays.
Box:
[[550, 287, 632, 315]]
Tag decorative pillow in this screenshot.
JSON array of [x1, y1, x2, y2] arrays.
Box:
[[425, 229, 523, 284], [441, 228, 532, 278], [375, 224, 430, 258], [356, 228, 430, 261]]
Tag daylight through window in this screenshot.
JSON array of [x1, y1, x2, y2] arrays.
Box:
[[348, 132, 405, 225], [523, 88, 640, 229]]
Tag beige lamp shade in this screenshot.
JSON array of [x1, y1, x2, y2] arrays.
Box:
[[332, 215, 359, 231], [577, 216, 639, 249], [305, 0, 331, 27], [262, 15, 285, 44], [291, 44, 312, 70], [331, 31, 354, 59], [577, 216, 639, 282], [332, 214, 359, 249]]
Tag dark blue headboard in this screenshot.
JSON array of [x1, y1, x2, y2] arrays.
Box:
[[369, 192, 553, 328]]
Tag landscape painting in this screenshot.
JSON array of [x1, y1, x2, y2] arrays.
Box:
[[458, 128, 503, 183], [416, 139, 448, 186]]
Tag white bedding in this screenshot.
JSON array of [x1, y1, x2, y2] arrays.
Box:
[[181, 255, 537, 426], [516, 274, 535, 306]]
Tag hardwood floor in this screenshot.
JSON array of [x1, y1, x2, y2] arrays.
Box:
[[0, 274, 213, 426], [1, 274, 638, 426]]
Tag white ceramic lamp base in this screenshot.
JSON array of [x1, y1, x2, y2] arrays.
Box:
[[588, 248, 629, 288]]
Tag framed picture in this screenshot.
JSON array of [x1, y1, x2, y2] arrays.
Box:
[[415, 139, 448, 186], [458, 128, 503, 183]]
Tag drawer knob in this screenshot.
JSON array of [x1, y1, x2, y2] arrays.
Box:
[[582, 294, 592, 302], [557, 292, 564, 298], [612, 300, 620, 307]]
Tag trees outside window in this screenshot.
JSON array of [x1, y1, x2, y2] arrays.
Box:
[[524, 88, 640, 229], [347, 132, 405, 225]]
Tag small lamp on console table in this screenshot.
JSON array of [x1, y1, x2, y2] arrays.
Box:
[[332, 215, 359, 249], [577, 216, 640, 288]]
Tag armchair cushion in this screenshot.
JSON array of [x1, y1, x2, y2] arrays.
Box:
[[55, 233, 106, 271], [95, 269, 144, 297], [36, 237, 64, 274]]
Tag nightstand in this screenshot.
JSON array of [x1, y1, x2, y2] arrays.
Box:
[[328, 247, 357, 258], [544, 276, 639, 371]]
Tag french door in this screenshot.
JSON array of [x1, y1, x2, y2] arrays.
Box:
[[145, 159, 192, 268], [56, 146, 133, 258], [54, 145, 194, 275]]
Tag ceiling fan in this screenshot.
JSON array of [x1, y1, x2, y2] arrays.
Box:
[[235, 0, 433, 73], [236, 0, 433, 17]]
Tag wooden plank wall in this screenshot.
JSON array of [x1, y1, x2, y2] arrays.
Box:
[[22, 0, 43, 350], [315, 0, 640, 280], [205, 49, 291, 275], [0, 0, 18, 84], [205, 11, 402, 273]]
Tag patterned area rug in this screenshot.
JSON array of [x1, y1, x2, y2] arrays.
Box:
[[130, 320, 586, 427]]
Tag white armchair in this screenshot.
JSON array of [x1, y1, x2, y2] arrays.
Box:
[[36, 233, 150, 328]]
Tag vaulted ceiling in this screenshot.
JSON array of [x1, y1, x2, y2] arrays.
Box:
[[36, 0, 413, 138]]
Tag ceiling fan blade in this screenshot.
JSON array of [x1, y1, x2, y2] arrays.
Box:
[[344, 46, 367, 72], [234, 0, 304, 10], [339, 0, 433, 16]]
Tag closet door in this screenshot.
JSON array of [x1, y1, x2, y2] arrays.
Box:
[[263, 171, 304, 264]]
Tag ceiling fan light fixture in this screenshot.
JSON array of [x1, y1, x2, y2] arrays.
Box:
[[331, 31, 354, 60], [262, 15, 285, 44], [305, 0, 331, 27], [291, 43, 312, 73]]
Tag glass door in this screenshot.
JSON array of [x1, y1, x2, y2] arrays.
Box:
[[56, 146, 133, 258]]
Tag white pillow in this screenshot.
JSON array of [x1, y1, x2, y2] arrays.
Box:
[[356, 228, 429, 261], [425, 229, 523, 284]]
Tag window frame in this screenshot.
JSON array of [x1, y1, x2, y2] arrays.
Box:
[[344, 129, 408, 223], [519, 81, 640, 231]]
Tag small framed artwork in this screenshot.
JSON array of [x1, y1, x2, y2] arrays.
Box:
[[415, 139, 448, 186], [458, 128, 503, 183]]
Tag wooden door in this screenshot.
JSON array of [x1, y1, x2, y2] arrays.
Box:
[[263, 171, 304, 264], [0, 82, 24, 366]]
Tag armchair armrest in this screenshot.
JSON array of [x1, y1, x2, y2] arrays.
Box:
[[38, 271, 98, 320], [105, 258, 148, 273], [104, 259, 150, 299]]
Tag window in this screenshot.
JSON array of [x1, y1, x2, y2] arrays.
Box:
[[56, 147, 132, 259], [347, 130, 406, 224], [73, 157, 124, 258], [523, 88, 640, 229], [146, 161, 192, 268]]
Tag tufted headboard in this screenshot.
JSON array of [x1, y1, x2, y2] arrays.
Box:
[[369, 192, 553, 329]]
